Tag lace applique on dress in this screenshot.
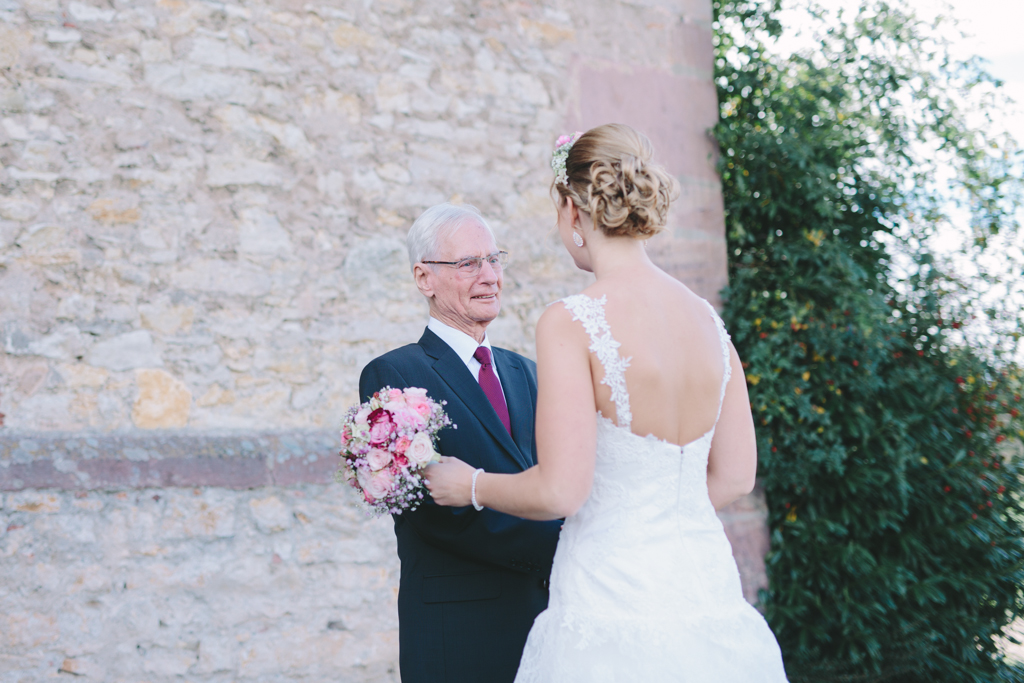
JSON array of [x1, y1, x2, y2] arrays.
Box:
[[702, 299, 733, 424], [559, 294, 632, 429]]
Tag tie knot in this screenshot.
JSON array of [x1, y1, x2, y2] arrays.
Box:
[[473, 346, 492, 366]]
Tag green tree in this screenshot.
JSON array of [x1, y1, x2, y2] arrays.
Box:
[[713, 1, 1024, 680]]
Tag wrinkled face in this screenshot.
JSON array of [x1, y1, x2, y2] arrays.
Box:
[[420, 221, 503, 333]]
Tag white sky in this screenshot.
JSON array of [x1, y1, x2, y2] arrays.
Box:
[[777, 0, 1024, 146], [904, 0, 1024, 143]]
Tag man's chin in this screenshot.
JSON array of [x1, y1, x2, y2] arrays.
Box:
[[468, 298, 501, 321]]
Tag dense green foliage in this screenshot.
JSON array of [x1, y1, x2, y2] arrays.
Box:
[[713, 1, 1024, 680]]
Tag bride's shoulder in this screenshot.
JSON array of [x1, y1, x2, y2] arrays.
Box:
[[546, 288, 610, 324], [538, 295, 593, 337]]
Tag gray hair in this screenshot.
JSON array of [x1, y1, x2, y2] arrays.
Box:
[[406, 202, 495, 270]]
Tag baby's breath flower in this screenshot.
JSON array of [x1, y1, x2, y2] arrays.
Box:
[[551, 131, 583, 186]]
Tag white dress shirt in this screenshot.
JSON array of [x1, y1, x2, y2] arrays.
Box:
[[427, 317, 506, 401]]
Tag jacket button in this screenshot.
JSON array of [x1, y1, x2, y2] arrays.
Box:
[[540, 578, 550, 590]]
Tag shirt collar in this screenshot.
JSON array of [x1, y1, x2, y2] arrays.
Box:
[[428, 317, 492, 364]]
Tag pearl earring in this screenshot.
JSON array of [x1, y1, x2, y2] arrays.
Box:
[[572, 231, 584, 247]]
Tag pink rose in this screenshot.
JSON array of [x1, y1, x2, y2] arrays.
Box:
[[354, 406, 371, 424], [394, 436, 411, 455], [393, 453, 408, 468], [366, 448, 392, 471], [405, 394, 433, 419], [383, 390, 406, 413], [364, 468, 395, 500], [356, 468, 377, 502], [368, 409, 396, 445], [393, 405, 427, 431], [404, 388, 431, 410], [406, 432, 437, 467]]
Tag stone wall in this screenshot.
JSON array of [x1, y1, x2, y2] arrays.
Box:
[[0, 0, 723, 433], [0, 0, 743, 679], [1, 483, 400, 681]]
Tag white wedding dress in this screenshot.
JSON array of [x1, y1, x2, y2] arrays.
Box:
[[514, 294, 788, 682]]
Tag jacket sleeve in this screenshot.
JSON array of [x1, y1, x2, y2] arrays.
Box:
[[359, 357, 562, 576]]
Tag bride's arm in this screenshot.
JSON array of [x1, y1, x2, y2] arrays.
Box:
[[706, 342, 758, 510], [426, 304, 597, 521]]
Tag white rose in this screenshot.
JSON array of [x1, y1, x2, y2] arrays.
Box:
[[405, 432, 437, 467], [351, 421, 370, 443]]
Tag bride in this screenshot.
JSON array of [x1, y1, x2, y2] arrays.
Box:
[[425, 123, 788, 682]]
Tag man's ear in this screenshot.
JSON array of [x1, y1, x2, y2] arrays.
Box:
[[413, 263, 434, 298]]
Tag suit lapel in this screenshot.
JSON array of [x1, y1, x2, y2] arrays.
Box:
[[492, 349, 535, 467], [418, 329, 531, 471]]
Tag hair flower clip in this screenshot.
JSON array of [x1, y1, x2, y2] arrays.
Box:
[[551, 131, 583, 186]]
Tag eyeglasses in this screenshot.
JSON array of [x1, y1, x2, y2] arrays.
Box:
[[422, 251, 510, 278]]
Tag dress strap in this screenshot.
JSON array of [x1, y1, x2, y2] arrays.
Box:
[[702, 299, 732, 424], [559, 294, 633, 429]]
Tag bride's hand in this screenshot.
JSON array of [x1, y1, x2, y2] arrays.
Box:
[[424, 456, 477, 508]]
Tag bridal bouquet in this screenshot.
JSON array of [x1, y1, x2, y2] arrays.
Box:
[[337, 386, 454, 516]]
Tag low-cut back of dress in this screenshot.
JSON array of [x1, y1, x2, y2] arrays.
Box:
[[514, 294, 788, 683]]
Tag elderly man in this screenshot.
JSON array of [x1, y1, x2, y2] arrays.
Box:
[[359, 203, 561, 683]]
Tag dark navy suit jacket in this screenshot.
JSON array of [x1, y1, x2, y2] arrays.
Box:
[[359, 328, 561, 683]]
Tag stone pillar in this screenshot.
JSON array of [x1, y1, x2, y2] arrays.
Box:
[[717, 483, 771, 605]]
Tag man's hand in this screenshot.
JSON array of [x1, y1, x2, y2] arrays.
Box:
[[424, 456, 477, 508]]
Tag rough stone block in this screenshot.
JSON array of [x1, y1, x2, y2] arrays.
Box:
[[206, 155, 289, 188], [87, 331, 162, 372], [7, 491, 61, 513], [238, 207, 293, 255], [132, 369, 192, 429], [249, 495, 292, 533], [170, 260, 272, 296]]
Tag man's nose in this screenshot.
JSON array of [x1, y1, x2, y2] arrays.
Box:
[[477, 259, 499, 283]]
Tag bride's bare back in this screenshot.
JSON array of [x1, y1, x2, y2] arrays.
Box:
[[581, 269, 726, 447]]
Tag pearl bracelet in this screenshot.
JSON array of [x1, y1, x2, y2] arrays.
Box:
[[471, 468, 485, 511]]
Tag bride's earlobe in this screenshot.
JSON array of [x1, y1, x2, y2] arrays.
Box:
[[573, 231, 584, 247]]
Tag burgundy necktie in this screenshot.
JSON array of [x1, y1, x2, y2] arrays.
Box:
[[473, 346, 511, 434]]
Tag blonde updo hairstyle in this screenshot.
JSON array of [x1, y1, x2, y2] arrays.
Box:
[[556, 123, 679, 239]]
